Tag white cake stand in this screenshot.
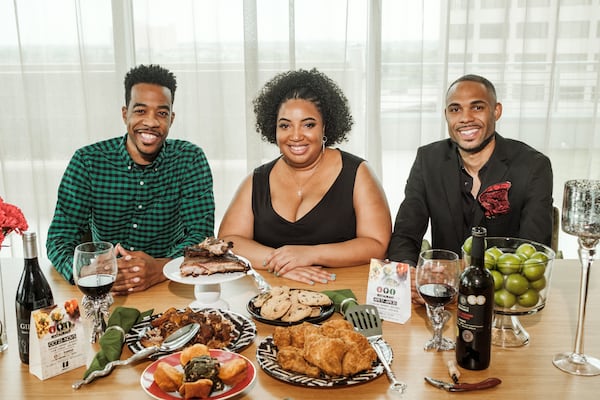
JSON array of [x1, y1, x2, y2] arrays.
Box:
[[163, 256, 248, 309]]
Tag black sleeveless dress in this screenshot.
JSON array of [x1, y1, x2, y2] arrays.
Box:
[[252, 150, 364, 248]]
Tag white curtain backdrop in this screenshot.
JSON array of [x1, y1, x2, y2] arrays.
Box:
[[1, 0, 599, 259]]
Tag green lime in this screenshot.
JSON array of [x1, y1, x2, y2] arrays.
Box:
[[529, 251, 549, 263], [530, 276, 547, 291], [516, 243, 537, 259], [495, 288, 517, 308], [490, 270, 504, 291], [522, 258, 546, 281], [497, 253, 523, 275], [505, 273, 529, 295], [518, 288, 540, 307], [484, 251, 497, 270], [462, 236, 473, 255], [487, 246, 503, 259]]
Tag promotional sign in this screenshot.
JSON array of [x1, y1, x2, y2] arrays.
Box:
[[366, 259, 411, 323], [29, 299, 86, 380]]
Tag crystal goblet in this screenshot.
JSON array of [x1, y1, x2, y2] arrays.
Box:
[[553, 179, 600, 376], [416, 249, 460, 351], [73, 241, 117, 343]]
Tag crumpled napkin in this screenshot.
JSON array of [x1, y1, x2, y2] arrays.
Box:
[[83, 306, 153, 378], [321, 289, 358, 314]]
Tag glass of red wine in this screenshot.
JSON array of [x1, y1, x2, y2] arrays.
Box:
[[416, 249, 460, 351], [73, 241, 117, 343]]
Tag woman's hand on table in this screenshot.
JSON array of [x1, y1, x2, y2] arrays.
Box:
[[262, 245, 336, 285], [269, 265, 336, 285]]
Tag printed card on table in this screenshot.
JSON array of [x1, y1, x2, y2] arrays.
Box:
[[29, 299, 86, 380], [365, 259, 411, 323]]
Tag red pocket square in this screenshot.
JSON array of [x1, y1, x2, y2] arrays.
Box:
[[478, 181, 511, 218]]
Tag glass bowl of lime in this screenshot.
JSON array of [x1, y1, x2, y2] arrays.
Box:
[[462, 237, 555, 347]]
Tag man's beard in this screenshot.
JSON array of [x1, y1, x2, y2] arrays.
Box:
[[457, 131, 496, 154]]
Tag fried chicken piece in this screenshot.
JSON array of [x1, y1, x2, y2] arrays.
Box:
[[319, 319, 353, 337], [328, 323, 377, 376], [335, 329, 375, 356], [303, 335, 347, 377], [277, 346, 321, 378], [289, 322, 320, 348], [273, 326, 292, 348], [341, 344, 377, 376]]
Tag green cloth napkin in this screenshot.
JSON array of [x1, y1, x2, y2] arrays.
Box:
[[83, 306, 153, 378], [321, 289, 358, 314]]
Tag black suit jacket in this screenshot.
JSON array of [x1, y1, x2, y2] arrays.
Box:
[[388, 133, 553, 265]]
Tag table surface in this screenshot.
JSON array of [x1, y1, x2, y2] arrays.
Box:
[[1, 257, 599, 399]]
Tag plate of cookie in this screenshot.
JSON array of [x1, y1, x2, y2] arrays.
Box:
[[246, 286, 335, 326]]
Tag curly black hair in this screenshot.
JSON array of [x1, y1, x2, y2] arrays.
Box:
[[253, 68, 354, 146], [123, 64, 177, 106]]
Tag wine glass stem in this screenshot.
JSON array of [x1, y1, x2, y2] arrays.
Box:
[[573, 239, 597, 355], [427, 305, 445, 340]]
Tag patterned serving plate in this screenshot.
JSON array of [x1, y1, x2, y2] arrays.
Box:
[[125, 308, 256, 359], [256, 336, 392, 387]]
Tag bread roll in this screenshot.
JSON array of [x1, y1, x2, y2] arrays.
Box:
[[153, 361, 183, 392], [180, 343, 210, 366], [218, 358, 248, 386], [178, 378, 213, 399]]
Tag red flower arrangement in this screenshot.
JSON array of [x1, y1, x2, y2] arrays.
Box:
[[0, 196, 28, 246], [478, 181, 512, 218]]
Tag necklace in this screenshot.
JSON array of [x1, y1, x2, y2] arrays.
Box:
[[283, 152, 325, 198]]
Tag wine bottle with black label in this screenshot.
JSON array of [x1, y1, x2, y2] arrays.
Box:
[[456, 226, 494, 370], [15, 231, 54, 364]]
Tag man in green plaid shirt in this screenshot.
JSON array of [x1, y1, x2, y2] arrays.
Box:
[[47, 65, 215, 294]]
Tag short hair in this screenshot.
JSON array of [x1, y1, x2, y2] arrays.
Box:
[[123, 64, 177, 106], [253, 68, 354, 146], [447, 74, 497, 103]]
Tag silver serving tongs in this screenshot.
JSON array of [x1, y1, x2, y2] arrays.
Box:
[[344, 304, 408, 395], [72, 322, 200, 389], [247, 265, 271, 293]]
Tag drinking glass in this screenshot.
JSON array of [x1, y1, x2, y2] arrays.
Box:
[[553, 179, 600, 376], [73, 241, 117, 343], [416, 249, 460, 351]]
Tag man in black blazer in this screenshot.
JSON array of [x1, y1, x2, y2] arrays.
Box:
[[388, 75, 553, 302]]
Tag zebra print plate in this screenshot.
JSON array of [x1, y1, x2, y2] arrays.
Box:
[[125, 308, 256, 360], [256, 336, 392, 387]]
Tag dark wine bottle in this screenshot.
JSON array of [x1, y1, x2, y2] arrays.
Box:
[[15, 231, 54, 364], [456, 226, 494, 370]]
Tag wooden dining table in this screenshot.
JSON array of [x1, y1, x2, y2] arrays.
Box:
[[1, 257, 599, 399]]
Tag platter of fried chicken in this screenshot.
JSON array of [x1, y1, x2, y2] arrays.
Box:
[[125, 307, 256, 360], [256, 319, 392, 387], [163, 237, 251, 285]]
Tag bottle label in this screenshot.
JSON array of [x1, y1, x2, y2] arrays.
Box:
[[457, 293, 489, 340], [17, 317, 30, 363]]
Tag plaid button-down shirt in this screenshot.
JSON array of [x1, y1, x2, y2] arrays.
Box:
[[47, 134, 215, 282]]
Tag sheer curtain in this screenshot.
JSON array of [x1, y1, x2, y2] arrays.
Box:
[[1, 0, 598, 259]]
